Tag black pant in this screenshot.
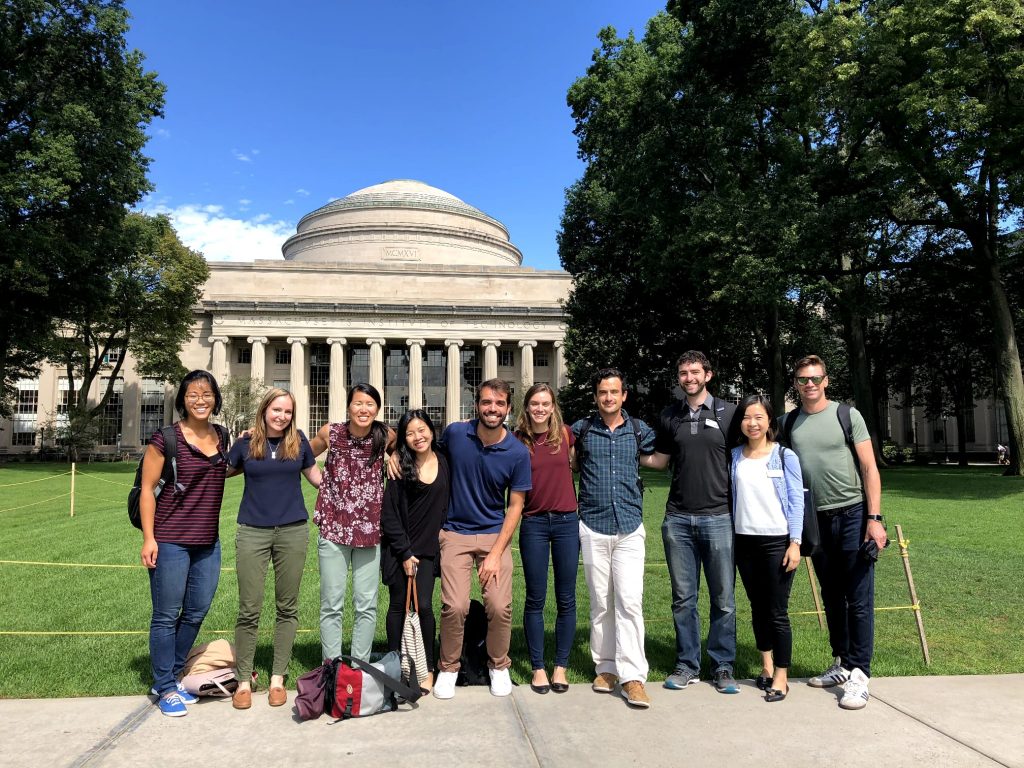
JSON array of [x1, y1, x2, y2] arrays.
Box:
[[735, 534, 795, 668], [385, 556, 437, 671]]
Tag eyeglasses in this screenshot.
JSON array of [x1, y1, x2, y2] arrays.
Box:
[[795, 375, 825, 386], [185, 393, 215, 402]]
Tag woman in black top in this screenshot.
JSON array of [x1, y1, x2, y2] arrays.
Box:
[[380, 409, 449, 694]]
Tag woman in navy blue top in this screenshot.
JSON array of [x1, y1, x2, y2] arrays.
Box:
[[226, 388, 321, 710]]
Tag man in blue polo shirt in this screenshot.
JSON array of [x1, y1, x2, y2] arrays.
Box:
[[432, 378, 531, 700]]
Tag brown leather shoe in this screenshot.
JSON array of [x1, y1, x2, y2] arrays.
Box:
[[621, 680, 651, 709], [232, 687, 252, 710], [268, 686, 287, 707], [592, 672, 619, 693]]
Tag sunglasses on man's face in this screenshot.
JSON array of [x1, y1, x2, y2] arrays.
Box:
[[795, 375, 825, 386]]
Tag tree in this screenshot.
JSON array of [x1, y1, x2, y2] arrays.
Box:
[[219, 376, 265, 438], [0, 0, 165, 414], [45, 213, 208, 458]]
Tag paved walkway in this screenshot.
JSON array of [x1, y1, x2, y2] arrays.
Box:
[[2, 675, 1021, 768]]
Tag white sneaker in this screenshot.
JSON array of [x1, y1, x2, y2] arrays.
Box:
[[839, 668, 870, 710], [808, 657, 851, 688], [433, 671, 458, 700], [489, 667, 513, 697]]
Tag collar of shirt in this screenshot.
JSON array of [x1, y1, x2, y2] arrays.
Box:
[[686, 392, 713, 417], [463, 419, 515, 450]]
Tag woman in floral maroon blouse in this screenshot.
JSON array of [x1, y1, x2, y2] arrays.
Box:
[[309, 383, 395, 661]]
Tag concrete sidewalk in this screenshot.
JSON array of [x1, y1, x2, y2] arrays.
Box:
[[2, 675, 1021, 768]]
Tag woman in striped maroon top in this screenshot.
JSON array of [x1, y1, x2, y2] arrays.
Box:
[[139, 370, 231, 718]]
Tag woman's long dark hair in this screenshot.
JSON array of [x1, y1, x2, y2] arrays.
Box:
[[174, 370, 222, 419], [347, 383, 388, 466], [395, 409, 438, 482]]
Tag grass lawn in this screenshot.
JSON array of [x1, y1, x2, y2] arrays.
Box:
[[1, 462, 1022, 698]]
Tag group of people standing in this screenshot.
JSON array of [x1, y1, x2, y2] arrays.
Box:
[[138, 349, 885, 718]]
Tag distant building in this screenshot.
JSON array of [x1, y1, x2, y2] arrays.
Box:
[[2, 180, 571, 454]]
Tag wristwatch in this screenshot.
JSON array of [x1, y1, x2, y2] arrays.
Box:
[[866, 514, 884, 522], [790, 538, 801, 546]]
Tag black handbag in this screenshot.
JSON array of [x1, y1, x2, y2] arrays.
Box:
[[781, 446, 822, 557]]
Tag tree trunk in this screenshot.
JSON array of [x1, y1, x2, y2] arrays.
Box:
[[954, 406, 969, 467], [765, 302, 787, 416]]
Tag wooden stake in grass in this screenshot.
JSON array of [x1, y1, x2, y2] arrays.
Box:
[[805, 558, 825, 630], [894, 523, 930, 666], [70, 462, 76, 518]]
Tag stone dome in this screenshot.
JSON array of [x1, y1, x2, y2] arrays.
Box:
[[281, 179, 523, 267]]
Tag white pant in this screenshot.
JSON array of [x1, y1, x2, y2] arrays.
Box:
[[579, 520, 649, 684]]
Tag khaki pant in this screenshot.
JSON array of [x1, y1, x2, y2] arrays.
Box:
[[438, 530, 514, 672]]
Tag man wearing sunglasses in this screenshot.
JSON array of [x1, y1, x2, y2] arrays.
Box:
[[786, 355, 885, 710]]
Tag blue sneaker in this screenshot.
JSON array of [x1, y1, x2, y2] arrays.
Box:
[[663, 667, 699, 690], [157, 692, 188, 717], [150, 682, 197, 705], [713, 668, 740, 694]]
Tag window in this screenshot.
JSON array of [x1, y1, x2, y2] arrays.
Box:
[[384, 348, 409, 427], [101, 347, 122, 366], [273, 379, 290, 391], [498, 349, 514, 368], [308, 343, 330, 430], [13, 379, 39, 445], [237, 348, 252, 364], [423, 346, 446, 424], [347, 345, 369, 388], [139, 379, 165, 443], [535, 351, 550, 367], [275, 348, 291, 365], [461, 346, 481, 412], [98, 377, 124, 446], [56, 377, 80, 424]]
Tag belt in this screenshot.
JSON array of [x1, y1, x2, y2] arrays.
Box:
[[820, 502, 863, 517]]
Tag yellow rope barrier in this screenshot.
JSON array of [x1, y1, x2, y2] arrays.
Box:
[[0, 471, 73, 487], [72, 470, 134, 488], [0, 492, 71, 514], [0, 627, 322, 637]]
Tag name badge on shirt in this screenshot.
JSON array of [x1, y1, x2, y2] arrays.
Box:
[[767, 469, 784, 478], [705, 419, 720, 430]]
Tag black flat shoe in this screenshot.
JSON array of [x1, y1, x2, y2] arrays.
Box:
[[530, 683, 551, 694], [550, 682, 569, 694], [755, 675, 773, 691], [764, 685, 789, 703]]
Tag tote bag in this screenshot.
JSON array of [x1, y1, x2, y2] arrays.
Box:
[[400, 574, 429, 688]]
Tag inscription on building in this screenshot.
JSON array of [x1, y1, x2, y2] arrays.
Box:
[[383, 247, 420, 261]]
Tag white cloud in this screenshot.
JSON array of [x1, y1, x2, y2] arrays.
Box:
[[154, 127, 171, 139], [238, 198, 252, 207], [147, 203, 293, 262], [283, 198, 295, 205], [251, 149, 261, 155], [233, 149, 252, 162], [295, 188, 310, 196]]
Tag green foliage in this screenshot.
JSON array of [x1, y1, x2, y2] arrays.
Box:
[[0, 0, 165, 414], [219, 376, 265, 438]]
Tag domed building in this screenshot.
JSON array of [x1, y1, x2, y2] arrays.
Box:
[[1, 181, 572, 452]]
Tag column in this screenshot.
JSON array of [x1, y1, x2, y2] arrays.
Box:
[[445, 339, 463, 425], [407, 339, 425, 409], [367, 338, 386, 420], [287, 337, 307, 433], [481, 339, 501, 381], [518, 340, 537, 388], [327, 337, 347, 423], [247, 336, 268, 385], [208, 336, 229, 384], [553, 340, 567, 390]]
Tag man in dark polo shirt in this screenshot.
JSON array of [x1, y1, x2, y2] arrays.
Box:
[[647, 351, 740, 693]]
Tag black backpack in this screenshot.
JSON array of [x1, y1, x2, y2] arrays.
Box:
[[127, 423, 228, 529], [780, 403, 860, 478], [456, 599, 490, 686]]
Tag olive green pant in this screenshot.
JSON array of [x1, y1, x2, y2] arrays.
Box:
[[234, 521, 309, 679]]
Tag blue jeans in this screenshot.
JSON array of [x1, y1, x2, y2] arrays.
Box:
[[148, 540, 221, 695], [519, 512, 580, 669], [661, 514, 736, 673], [812, 503, 875, 676]]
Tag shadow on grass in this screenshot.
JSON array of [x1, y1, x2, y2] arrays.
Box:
[[882, 466, 1024, 501]]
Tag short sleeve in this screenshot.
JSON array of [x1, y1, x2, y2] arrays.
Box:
[[511, 449, 533, 492], [149, 428, 167, 456], [653, 407, 675, 454], [849, 407, 871, 445], [636, 419, 657, 455], [227, 438, 248, 468], [570, 419, 586, 438], [299, 431, 316, 469]]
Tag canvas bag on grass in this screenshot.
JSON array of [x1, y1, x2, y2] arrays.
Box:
[[179, 638, 240, 698], [400, 574, 429, 688]]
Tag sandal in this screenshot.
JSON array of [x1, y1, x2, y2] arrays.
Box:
[[755, 675, 773, 691], [764, 685, 789, 703]]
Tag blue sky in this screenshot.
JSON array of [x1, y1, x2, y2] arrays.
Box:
[[124, 1, 666, 271]]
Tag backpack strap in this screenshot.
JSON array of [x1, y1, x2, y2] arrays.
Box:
[[340, 655, 422, 703], [836, 403, 863, 481], [574, 415, 595, 466], [160, 425, 180, 492], [781, 409, 798, 448]]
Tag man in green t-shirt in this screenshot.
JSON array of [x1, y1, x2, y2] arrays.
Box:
[[788, 355, 886, 710]]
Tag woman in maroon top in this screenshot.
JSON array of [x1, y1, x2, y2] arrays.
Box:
[[514, 383, 579, 694], [309, 383, 395, 662], [139, 370, 230, 718]]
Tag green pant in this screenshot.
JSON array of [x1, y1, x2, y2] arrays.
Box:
[[317, 538, 380, 661], [234, 521, 309, 679]]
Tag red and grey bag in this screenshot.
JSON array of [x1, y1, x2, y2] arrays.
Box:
[[295, 651, 421, 721]]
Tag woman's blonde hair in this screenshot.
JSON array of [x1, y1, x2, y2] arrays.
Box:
[[250, 388, 300, 460], [514, 383, 565, 454]]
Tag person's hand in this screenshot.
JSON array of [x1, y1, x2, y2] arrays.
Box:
[[141, 538, 159, 569], [865, 518, 887, 550], [403, 556, 420, 577], [477, 552, 500, 587], [782, 541, 801, 572], [386, 452, 401, 480]]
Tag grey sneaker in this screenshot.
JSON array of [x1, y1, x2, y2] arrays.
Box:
[[839, 668, 870, 710], [663, 667, 699, 690], [713, 668, 740, 694], [808, 657, 851, 688]]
